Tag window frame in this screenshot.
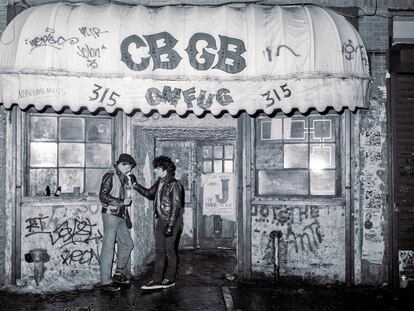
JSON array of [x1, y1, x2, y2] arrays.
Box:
[[253, 111, 343, 199], [25, 111, 115, 196], [202, 142, 235, 174]]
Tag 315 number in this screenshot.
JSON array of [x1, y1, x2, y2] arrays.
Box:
[[89, 84, 120, 106], [261, 83, 292, 107]]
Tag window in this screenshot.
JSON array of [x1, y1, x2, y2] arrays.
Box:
[[255, 113, 340, 196], [202, 144, 234, 173], [27, 113, 113, 196]]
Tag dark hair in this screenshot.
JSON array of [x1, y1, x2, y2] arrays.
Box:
[[153, 155, 176, 175]]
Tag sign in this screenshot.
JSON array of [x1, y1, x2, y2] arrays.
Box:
[[202, 173, 235, 221], [0, 3, 370, 115]]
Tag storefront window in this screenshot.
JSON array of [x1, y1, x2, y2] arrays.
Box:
[[255, 113, 340, 196], [27, 114, 113, 196]]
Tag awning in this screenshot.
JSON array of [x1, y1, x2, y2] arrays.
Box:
[[0, 3, 370, 116]]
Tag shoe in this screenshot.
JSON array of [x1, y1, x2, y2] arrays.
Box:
[[141, 280, 163, 290], [101, 283, 121, 292], [161, 279, 176, 288], [112, 273, 130, 284]]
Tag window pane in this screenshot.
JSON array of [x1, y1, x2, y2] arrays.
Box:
[[224, 160, 233, 173], [59, 118, 85, 141], [86, 144, 112, 167], [310, 144, 335, 170], [224, 145, 234, 159], [30, 142, 57, 167], [59, 143, 85, 167], [310, 170, 336, 195], [203, 161, 212, 173], [214, 160, 222, 173], [284, 144, 308, 168], [30, 116, 57, 141], [310, 116, 336, 143], [214, 146, 223, 159], [283, 118, 308, 142], [59, 169, 84, 193], [261, 119, 282, 140], [255, 143, 284, 170], [257, 170, 308, 195], [203, 146, 212, 158], [87, 118, 111, 143], [30, 169, 57, 195], [85, 168, 108, 194]]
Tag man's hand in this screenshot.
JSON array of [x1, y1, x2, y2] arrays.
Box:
[[129, 174, 137, 185], [123, 197, 132, 206], [164, 225, 174, 237]]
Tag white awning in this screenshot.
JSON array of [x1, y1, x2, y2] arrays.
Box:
[[0, 3, 370, 115]]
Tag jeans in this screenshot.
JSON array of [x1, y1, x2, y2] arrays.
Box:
[[100, 213, 134, 285], [153, 217, 182, 282]]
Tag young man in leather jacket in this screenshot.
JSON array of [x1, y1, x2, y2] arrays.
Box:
[[99, 153, 136, 292], [130, 155, 184, 290]]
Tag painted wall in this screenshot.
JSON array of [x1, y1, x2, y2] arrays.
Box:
[[20, 198, 104, 290], [251, 204, 345, 283]]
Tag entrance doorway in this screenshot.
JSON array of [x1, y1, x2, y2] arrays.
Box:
[[155, 137, 237, 250]]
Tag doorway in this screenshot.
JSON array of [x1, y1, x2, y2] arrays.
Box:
[[155, 137, 237, 250], [390, 43, 414, 286]]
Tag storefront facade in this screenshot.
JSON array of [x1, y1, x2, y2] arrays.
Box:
[[0, 0, 412, 289]]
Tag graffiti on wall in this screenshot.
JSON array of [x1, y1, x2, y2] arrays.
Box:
[[251, 204, 345, 280], [399, 250, 414, 273], [251, 204, 322, 254], [24, 214, 103, 266], [22, 204, 104, 278], [361, 123, 386, 265]]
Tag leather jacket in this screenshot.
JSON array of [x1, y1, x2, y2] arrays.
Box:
[[99, 165, 129, 218], [133, 174, 184, 228]]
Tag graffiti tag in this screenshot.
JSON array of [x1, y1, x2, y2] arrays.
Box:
[[25, 216, 50, 237], [61, 247, 100, 266], [79, 26, 109, 39], [76, 44, 106, 69], [50, 218, 102, 249], [25, 28, 79, 53]]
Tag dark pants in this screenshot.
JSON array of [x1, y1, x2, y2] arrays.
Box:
[[153, 217, 182, 282]]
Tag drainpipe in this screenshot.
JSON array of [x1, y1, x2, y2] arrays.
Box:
[[24, 249, 50, 285], [270, 230, 283, 279]]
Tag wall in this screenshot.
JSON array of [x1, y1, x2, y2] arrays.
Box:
[[0, 107, 6, 285], [251, 203, 346, 283], [20, 197, 104, 290]]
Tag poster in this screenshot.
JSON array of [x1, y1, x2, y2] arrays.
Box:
[[202, 173, 235, 221]]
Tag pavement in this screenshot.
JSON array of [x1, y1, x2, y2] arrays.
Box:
[[1, 249, 414, 311]]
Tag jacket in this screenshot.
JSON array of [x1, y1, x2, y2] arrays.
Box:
[[133, 174, 184, 228], [99, 166, 129, 218]]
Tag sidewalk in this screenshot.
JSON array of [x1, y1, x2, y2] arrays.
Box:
[[0, 249, 413, 311]]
